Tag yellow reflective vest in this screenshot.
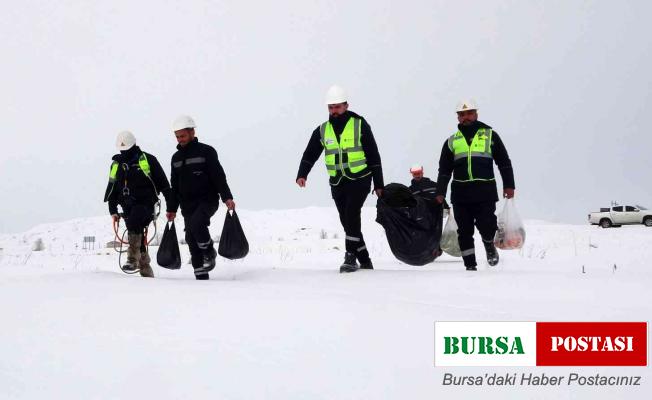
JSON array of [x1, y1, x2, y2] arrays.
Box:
[[447, 128, 495, 182], [320, 117, 370, 180], [109, 153, 151, 182]]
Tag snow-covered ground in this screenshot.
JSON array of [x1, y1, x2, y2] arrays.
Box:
[[1, 207, 650, 399]]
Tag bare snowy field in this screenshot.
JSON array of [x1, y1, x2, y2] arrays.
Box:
[[1, 207, 650, 399]]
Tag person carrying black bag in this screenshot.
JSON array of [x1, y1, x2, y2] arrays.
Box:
[[165, 115, 236, 280], [296, 85, 384, 273], [408, 164, 449, 258], [157, 221, 182, 270], [218, 210, 249, 260]]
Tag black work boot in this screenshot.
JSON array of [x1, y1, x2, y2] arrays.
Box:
[[461, 249, 477, 271], [193, 256, 210, 280], [484, 240, 499, 266], [201, 247, 217, 272], [356, 245, 372, 269], [339, 252, 359, 273]]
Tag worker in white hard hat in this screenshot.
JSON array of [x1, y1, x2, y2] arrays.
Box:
[[434, 99, 515, 271], [166, 115, 236, 280], [409, 164, 449, 210], [296, 85, 385, 273], [104, 131, 173, 277], [408, 164, 449, 259]]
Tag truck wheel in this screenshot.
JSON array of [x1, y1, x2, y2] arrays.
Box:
[[600, 218, 612, 228], [644, 217, 652, 227]]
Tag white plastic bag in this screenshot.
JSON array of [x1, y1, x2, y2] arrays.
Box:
[[494, 198, 526, 250], [440, 208, 462, 257]]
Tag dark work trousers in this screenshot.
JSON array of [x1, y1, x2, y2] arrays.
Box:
[[331, 176, 372, 263], [183, 202, 219, 277], [123, 204, 154, 233], [122, 204, 154, 252], [453, 201, 497, 267]]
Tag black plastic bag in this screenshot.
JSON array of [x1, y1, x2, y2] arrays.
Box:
[[156, 221, 182, 269], [218, 210, 249, 260], [376, 183, 443, 266]]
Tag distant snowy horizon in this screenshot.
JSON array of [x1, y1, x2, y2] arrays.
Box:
[[0, 204, 589, 239], [0, 206, 597, 243]]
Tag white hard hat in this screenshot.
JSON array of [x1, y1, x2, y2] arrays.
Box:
[[115, 130, 136, 151], [173, 115, 196, 132], [325, 85, 348, 105], [456, 99, 478, 113], [410, 164, 423, 173]]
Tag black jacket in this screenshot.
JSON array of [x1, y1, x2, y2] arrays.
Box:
[[435, 121, 515, 204], [169, 138, 233, 212], [297, 110, 384, 189], [103, 146, 172, 215], [409, 177, 449, 209]]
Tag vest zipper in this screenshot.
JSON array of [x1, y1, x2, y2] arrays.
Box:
[[467, 145, 474, 181], [338, 146, 347, 177]]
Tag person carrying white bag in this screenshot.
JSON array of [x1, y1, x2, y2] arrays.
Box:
[[494, 198, 526, 250], [440, 207, 462, 257], [434, 99, 516, 271]]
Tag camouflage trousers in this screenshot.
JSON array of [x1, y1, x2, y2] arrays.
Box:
[[126, 232, 154, 278]]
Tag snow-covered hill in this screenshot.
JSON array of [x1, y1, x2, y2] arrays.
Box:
[[1, 207, 651, 399]]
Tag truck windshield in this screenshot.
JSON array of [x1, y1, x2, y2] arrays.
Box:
[[636, 205, 648, 210]]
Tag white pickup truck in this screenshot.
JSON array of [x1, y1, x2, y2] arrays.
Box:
[[588, 205, 652, 228]]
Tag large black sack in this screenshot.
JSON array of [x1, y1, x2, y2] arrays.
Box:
[[376, 183, 443, 266], [156, 221, 182, 269], [218, 210, 249, 260]]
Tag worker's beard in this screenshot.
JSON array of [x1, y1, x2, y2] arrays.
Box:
[[329, 111, 347, 122]]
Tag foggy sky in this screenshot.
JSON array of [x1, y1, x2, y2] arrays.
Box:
[[1, 0, 651, 233]]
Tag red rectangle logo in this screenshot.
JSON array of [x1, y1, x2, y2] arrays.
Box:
[[536, 322, 647, 366]]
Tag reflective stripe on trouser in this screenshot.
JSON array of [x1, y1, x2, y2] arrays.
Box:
[[183, 202, 219, 275], [332, 176, 372, 263], [196, 239, 213, 250], [345, 234, 369, 261], [453, 201, 498, 267]]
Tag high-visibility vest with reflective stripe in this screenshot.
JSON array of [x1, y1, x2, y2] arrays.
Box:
[[447, 128, 495, 182], [105, 152, 158, 201], [109, 153, 151, 182], [109, 162, 119, 183], [320, 117, 370, 179]]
